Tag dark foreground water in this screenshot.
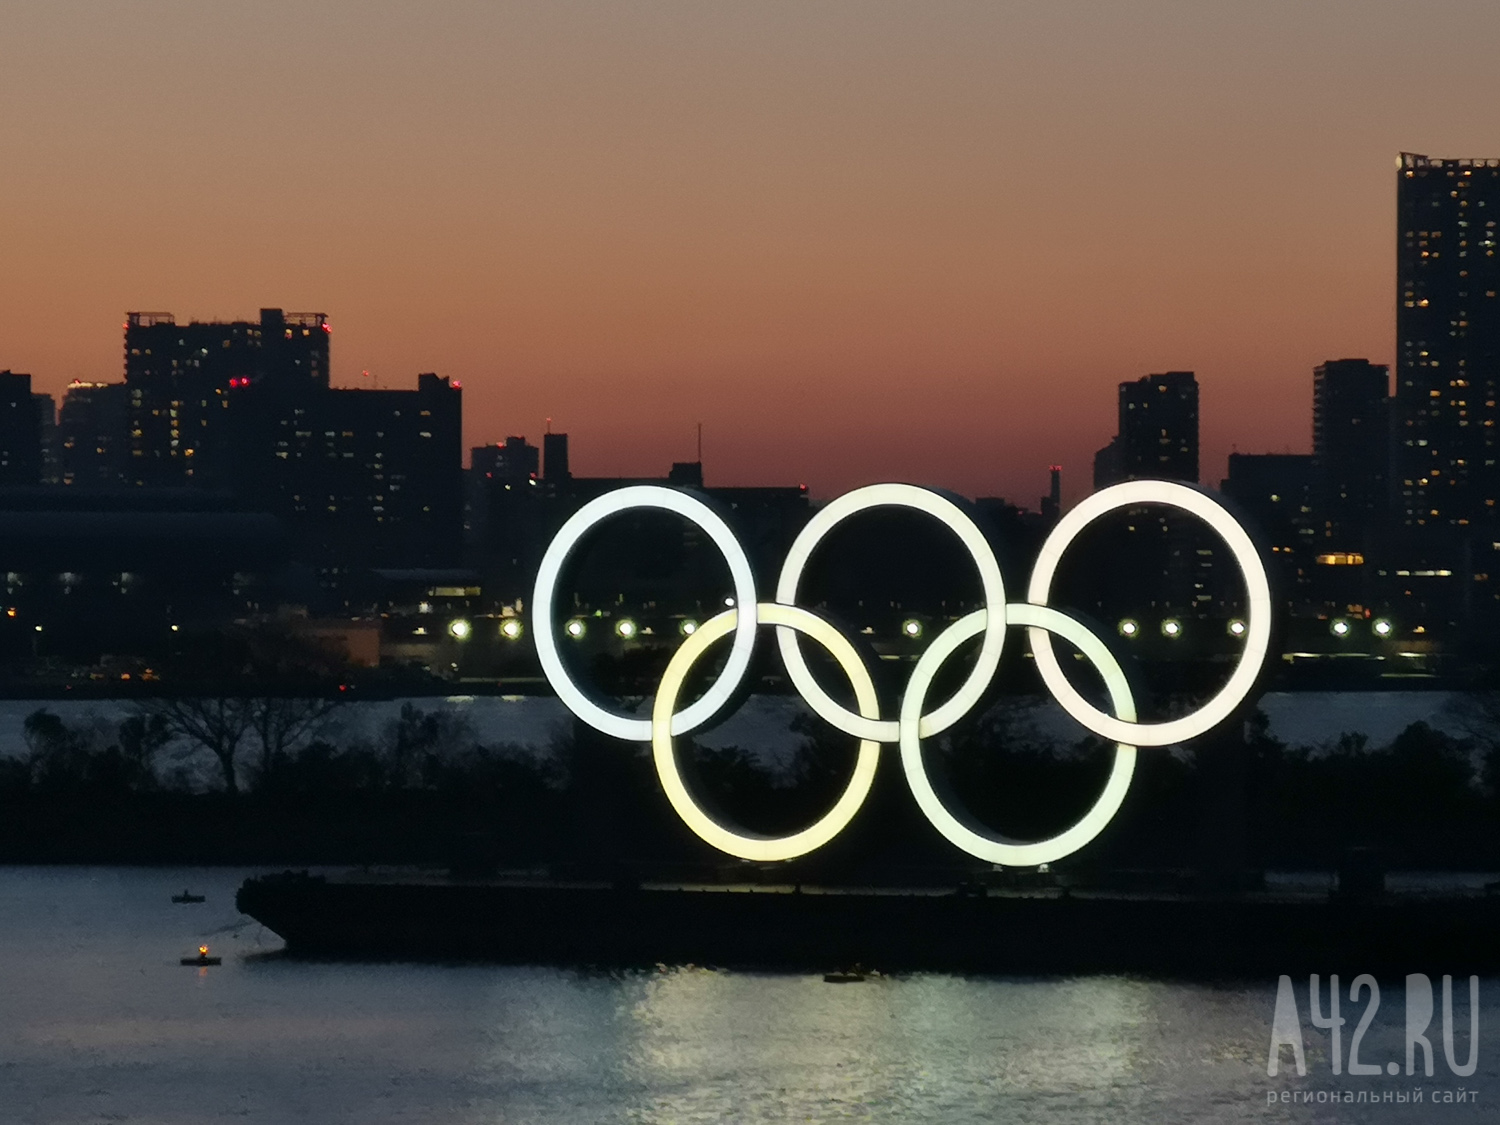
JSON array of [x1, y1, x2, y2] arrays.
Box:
[[1, 868, 1497, 1123]]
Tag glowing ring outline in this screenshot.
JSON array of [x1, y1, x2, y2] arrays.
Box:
[[773, 483, 1007, 743], [652, 603, 881, 862], [1026, 480, 1272, 747], [899, 604, 1137, 865], [532, 485, 759, 740]]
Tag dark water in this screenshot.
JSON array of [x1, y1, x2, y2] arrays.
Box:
[[1, 867, 1496, 1123]]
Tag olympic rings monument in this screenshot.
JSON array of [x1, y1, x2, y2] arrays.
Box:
[[532, 478, 1274, 869], [238, 479, 1500, 970]]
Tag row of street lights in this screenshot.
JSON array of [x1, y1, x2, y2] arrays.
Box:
[[1114, 616, 1396, 641], [447, 614, 932, 643], [445, 612, 1396, 646]]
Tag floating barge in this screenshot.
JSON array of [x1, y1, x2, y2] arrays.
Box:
[[236, 870, 1500, 975]]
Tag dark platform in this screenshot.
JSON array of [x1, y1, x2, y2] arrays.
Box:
[[236, 870, 1500, 976]]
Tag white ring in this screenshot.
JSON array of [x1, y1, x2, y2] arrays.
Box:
[[532, 485, 758, 741], [1025, 479, 1272, 747], [899, 604, 1137, 866], [652, 603, 881, 862], [773, 483, 1007, 742]]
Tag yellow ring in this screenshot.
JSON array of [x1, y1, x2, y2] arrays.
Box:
[[651, 602, 881, 862]]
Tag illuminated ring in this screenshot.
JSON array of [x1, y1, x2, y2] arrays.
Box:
[[653, 603, 881, 861], [532, 485, 758, 740], [774, 484, 1006, 743], [1026, 479, 1272, 746], [899, 604, 1137, 865]]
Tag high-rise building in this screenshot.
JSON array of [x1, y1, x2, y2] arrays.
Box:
[[1121, 371, 1199, 482], [1392, 154, 1500, 533], [1087, 371, 1207, 618], [543, 432, 570, 482], [33, 393, 58, 484], [1093, 371, 1199, 488], [1222, 453, 1315, 601], [124, 308, 329, 485], [1312, 358, 1389, 551], [58, 381, 130, 486], [0, 371, 42, 485]]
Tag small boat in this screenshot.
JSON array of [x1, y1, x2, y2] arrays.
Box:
[[171, 889, 205, 904], [180, 944, 221, 967], [822, 966, 867, 984]]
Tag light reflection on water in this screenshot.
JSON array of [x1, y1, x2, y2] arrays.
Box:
[[0, 867, 1495, 1123]]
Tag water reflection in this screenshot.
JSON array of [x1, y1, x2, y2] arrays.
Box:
[[608, 971, 1163, 1122], [3, 868, 1498, 1124]]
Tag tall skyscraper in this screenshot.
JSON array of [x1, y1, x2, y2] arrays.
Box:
[[1083, 370, 1213, 620], [543, 432, 570, 482], [1312, 358, 1389, 551], [1093, 371, 1199, 488], [1392, 153, 1500, 534]]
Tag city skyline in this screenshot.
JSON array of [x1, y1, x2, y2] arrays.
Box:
[[4, 3, 1498, 503]]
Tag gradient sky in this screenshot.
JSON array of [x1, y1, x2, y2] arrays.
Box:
[[2, 1, 1498, 505]]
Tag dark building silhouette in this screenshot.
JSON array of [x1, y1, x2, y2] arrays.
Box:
[[1393, 154, 1500, 533], [225, 373, 463, 571], [473, 437, 539, 484], [0, 372, 43, 486], [668, 461, 704, 487], [1388, 154, 1500, 636], [1040, 465, 1061, 523], [1122, 370, 1199, 482], [34, 393, 58, 484], [1222, 454, 1314, 550], [467, 437, 541, 547], [1312, 358, 1389, 553], [1087, 371, 1210, 624], [58, 381, 130, 486], [124, 308, 329, 486], [543, 432, 570, 482], [1092, 438, 1123, 491], [470, 438, 809, 607], [1093, 371, 1199, 488], [112, 308, 464, 575], [1222, 453, 1316, 603]]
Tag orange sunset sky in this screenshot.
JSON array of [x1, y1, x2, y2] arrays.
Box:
[[2, 1, 1498, 505]]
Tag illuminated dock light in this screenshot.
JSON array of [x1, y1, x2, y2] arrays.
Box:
[[1330, 618, 1351, 637], [448, 618, 472, 640], [1373, 618, 1394, 638], [615, 618, 637, 639], [901, 618, 923, 638], [1227, 619, 1247, 638], [1118, 618, 1139, 638], [1160, 618, 1182, 639], [565, 619, 586, 639], [500, 619, 524, 640]]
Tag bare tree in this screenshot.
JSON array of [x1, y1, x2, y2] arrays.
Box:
[[134, 697, 255, 795], [247, 696, 343, 787]]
